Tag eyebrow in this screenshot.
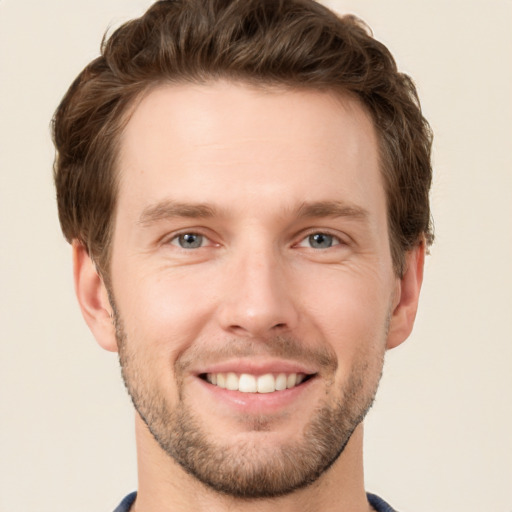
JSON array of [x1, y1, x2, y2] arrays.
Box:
[[138, 200, 218, 225], [296, 200, 369, 221], [137, 199, 369, 225]]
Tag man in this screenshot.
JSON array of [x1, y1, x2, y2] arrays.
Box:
[[52, 0, 433, 510]]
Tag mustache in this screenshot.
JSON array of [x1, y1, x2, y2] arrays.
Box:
[[176, 335, 338, 374]]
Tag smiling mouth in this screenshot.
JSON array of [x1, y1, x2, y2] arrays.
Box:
[[200, 372, 314, 394]]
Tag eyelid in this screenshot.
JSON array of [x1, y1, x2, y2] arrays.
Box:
[[159, 227, 349, 250], [294, 229, 347, 248], [170, 233, 205, 248], [162, 228, 217, 248]]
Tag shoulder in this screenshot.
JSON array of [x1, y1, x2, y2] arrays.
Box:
[[367, 492, 398, 512], [113, 491, 395, 511], [113, 491, 137, 512]]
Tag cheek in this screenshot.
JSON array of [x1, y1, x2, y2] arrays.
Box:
[[302, 264, 391, 322], [298, 267, 393, 359], [114, 270, 218, 355]]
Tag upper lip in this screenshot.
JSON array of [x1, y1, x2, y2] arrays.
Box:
[[193, 358, 318, 377]]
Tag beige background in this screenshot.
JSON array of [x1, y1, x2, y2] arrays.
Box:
[[1, 0, 511, 511]]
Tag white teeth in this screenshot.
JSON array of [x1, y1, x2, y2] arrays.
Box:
[[216, 373, 226, 388], [239, 374, 257, 392], [286, 373, 297, 388], [205, 372, 308, 393], [226, 372, 238, 391], [275, 373, 287, 391], [257, 373, 275, 393]]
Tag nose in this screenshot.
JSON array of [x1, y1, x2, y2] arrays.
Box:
[[217, 247, 299, 338]]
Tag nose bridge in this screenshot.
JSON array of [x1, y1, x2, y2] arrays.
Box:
[[218, 236, 298, 337]]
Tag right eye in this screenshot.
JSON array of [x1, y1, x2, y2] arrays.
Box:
[[169, 233, 206, 249], [305, 233, 337, 249]]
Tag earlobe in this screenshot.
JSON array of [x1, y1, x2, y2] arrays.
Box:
[[73, 241, 118, 352], [386, 241, 426, 350]]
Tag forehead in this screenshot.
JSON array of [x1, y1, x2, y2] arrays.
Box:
[[116, 81, 383, 220]]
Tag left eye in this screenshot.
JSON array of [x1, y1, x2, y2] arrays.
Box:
[[170, 233, 206, 249], [299, 233, 339, 249]]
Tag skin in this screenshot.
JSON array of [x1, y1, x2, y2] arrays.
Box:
[[74, 81, 424, 512]]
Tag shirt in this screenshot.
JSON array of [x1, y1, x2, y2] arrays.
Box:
[[113, 491, 397, 511]]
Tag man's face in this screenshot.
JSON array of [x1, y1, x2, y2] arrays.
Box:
[[108, 81, 400, 497]]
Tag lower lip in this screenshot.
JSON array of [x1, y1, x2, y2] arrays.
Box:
[[195, 376, 317, 415]]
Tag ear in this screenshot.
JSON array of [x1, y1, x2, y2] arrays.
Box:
[[72, 241, 118, 352], [386, 241, 426, 350]]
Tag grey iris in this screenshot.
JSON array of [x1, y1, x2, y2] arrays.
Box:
[[179, 233, 203, 248], [309, 233, 333, 249]]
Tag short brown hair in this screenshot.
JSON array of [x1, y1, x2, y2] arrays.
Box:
[[52, 0, 433, 277]]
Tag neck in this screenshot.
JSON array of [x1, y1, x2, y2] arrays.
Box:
[[132, 414, 372, 512]]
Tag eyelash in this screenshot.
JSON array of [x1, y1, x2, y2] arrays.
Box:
[[296, 232, 343, 250], [167, 232, 211, 249], [165, 230, 345, 251]]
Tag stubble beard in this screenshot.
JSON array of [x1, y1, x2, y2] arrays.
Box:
[[112, 306, 385, 499]]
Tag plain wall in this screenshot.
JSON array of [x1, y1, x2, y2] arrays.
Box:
[[1, 1, 511, 511]]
